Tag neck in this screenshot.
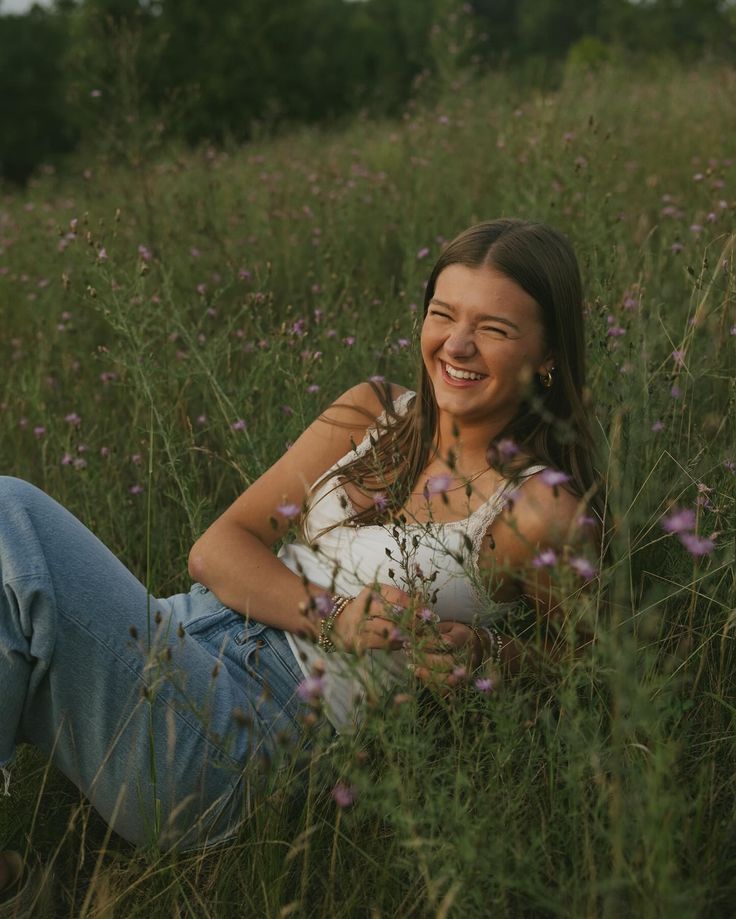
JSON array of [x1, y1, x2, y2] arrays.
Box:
[[434, 414, 506, 472]]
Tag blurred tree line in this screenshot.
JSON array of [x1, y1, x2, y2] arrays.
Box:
[[1, 0, 734, 182]]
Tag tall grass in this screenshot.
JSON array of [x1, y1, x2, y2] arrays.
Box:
[[1, 62, 734, 917]]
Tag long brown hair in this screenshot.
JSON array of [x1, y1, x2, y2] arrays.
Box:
[[310, 218, 603, 527]]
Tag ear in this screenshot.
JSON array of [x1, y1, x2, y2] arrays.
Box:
[[536, 352, 556, 377]]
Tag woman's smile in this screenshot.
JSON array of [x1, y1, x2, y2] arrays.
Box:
[[440, 360, 488, 385]]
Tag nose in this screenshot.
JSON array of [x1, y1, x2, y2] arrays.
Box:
[[444, 324, 476, 358]]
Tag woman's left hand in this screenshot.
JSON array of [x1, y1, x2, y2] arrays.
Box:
[[410, 620, 481, 689]]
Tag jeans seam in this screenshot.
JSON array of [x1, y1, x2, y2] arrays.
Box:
[[57, 602, 246, 771]]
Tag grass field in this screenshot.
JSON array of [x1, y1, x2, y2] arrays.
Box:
[[0, 62, 734, 917]]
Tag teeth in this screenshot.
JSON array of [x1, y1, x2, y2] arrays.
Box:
[[444, 363, 484, 381]]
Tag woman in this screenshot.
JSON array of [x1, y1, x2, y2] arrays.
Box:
[[0, 218, 601, 908]]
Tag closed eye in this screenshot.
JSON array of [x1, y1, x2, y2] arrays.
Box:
[[428, 309, 452, 320], [480, 326, 508, 336]]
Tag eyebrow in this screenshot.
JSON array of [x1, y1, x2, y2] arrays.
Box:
[[429, 298, 521, 333]]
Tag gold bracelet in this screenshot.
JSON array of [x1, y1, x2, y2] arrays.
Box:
[[468, 625, 490, 668], [481, 626, 504, 667], [317, 594, 353, 653]]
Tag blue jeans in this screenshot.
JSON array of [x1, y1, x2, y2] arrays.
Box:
[[0, 477, 326, 850]]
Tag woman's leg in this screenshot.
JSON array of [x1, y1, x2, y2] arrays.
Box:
[[0, 476, 311, 850]]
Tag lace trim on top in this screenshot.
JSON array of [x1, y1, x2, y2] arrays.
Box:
[[320, 387, 547, 577]]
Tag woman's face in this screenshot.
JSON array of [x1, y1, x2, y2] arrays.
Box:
[[420, 263, 553, 433]]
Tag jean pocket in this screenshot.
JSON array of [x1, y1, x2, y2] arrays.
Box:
[[184, 603, 240, 644]]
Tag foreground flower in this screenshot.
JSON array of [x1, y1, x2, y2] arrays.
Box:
[[569, 556, 597, 580], [679, 533, 715, 557], [661, 508, 696, 534], [276, 503, 301, 518], [314, 594, 333, 618], [532, 548, 558, 568], [297, 675, 325, 702], [331, 782, 357, 808], [424, 473, 453, 496], [540, 469, 570, 487], [474, 677, 494, 693]]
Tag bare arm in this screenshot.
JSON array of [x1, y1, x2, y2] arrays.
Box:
[[188, 382, 407, 638], [413, 474, 600, 685]]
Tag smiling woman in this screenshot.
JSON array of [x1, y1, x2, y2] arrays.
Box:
[[422, 263, 554, 432], [0, 219, 602, 894]]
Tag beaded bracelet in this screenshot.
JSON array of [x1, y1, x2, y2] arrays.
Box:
[[481, 625, 504, 667], [317, 594, 354, 653], [469, 624, 504, 669]]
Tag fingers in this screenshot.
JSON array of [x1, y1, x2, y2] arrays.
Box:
[[359, 615, 407, 650], [372, 583, 413, 610]]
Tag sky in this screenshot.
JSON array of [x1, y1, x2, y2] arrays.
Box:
[[1, 0, 53, 11]]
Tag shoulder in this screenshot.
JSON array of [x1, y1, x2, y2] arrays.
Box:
[[328, 380, 409, 416], [490, 469, 598, 570]]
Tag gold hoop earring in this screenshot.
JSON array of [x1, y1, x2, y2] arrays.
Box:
[[541, 369, 554, 389]]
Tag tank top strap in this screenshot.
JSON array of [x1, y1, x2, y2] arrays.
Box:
[[465, 464, 547, 564], [351, 389, 415, 459]]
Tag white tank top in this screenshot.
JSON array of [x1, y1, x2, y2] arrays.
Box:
[[281, 391, 546, 732]]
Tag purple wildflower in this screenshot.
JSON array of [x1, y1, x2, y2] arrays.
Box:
[[496, 438, 519, 461], [425, 473, 453, 495], [417, 607, 438, 624], [276, 503, 301, 519], [474, 677, 494, 693], [661, 508, 696, 534], [297, 675, 325, 702], [569, 556, 597, 580], [65, 412, 81, 427], [129, 485, 144, 495], [662, 507, 695, 533], [230, 419, 247, 431], [373, 493, 388, 510], [532, 548, 558, 568], [540, 469, 570, 487], [331, 782, 357, 808], [314, 594, 333, 618], [416, 247, 430, 260], [679, 533, 715, 557], [651, 420, 665, 433]]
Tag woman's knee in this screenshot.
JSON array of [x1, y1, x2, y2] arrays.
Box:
[[0, 476, 44, 508]]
